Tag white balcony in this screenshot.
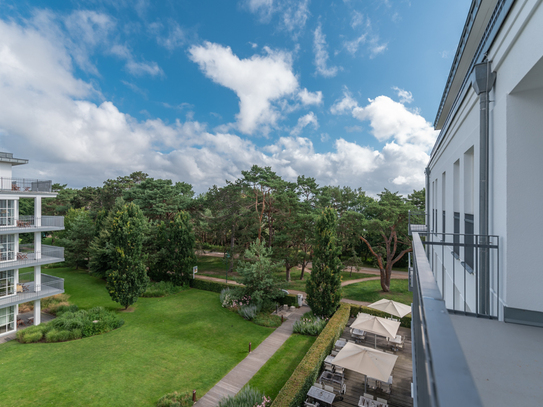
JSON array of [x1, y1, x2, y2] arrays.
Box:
[[0, 244, 64, 272], [0, 272, 64, 308], [0, 216, 64, 235], [0, 177, 54, 195]]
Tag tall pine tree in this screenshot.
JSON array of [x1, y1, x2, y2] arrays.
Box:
[[306, 207, 343, 317], [106, 201, 149, 309]]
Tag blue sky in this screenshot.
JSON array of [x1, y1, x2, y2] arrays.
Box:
[[0, 0, 471, 195]]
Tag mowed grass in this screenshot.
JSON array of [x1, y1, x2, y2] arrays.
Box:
[[247, 334, 316, 399], [0, 268, 275, 407], [341, 279, 412, 305]]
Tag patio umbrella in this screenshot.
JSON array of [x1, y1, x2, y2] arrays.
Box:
[[332, 342, 398, 392], [367, 299, 412, 318], [350, 315, 400, 348]]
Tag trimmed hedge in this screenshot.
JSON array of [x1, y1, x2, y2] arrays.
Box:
[[191, 278, 299, 307], [271, 303, 351, 407], [349, 304, 411, 328]]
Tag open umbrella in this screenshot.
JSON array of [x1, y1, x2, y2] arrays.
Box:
[[350, 315, 400, 348], [332, 342, 398, 391], [367, 299, 412, 318]]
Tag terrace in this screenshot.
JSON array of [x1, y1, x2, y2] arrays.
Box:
[[0, 177, 54, 194], [0, 215, 64, 234], [0, 244, 64, 272], [0, 272, 64, 308]]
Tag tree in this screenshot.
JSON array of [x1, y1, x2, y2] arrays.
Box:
[[152, 211, 197, 286], [58, 208, 95, 269], [105, 201, 149, 309], [305, 207, 343, 317], [236, 240, 285, 308], [357, 190, 414, 292], [408, 188, 425, 212]]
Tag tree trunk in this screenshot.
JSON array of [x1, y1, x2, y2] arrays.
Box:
[[285, 260, 291, 282], [229, 222, 235, 273]]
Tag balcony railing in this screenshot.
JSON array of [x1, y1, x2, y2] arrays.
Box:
[[0, 244, 64, 270], [0, 178, 53, 193], [0, 272, 64, 307], [408, 211, 427, 235], [0, 216, 64, 232], [411, 231, 483, 407]]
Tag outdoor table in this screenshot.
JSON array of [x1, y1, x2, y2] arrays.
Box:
[[335, 339, 347, 349], [324, 355, 335, 364], [388, 335, 402, 351], [352, 328, 365, 342], [319, 371, 345, 386], [358, 395, 386, 407], [307, 386, 335, 406]]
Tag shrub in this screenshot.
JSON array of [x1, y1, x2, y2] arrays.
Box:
[[141, 281, 185, 297], [349, 304, 411, 328], [238, 304, 259, 320], [271, 303, 351, 407], [218, 386, 271, 407], [16, 325, 46, 343], [293, 316, 328, 336], [276, 294, 298, 308], [45, 329, 71, 343], [190, 278, 230, 293], [253, 313, 282, 328], [156, 391, 193, 407]]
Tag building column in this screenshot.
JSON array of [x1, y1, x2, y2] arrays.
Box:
[[34, 300, 41, 325], [34, 265, 41, 292], [34, 196, 41, 227]]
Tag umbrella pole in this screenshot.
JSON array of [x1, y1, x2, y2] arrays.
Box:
[[365, 376, 367, 393], [374, 333, 377, 349]]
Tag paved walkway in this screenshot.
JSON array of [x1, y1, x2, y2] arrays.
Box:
[[195, 306, 306, 407]]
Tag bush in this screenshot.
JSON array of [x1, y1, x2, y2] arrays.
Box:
[[271, 303, 351, 407], [253, 313, 282, 328], [293, 316, 328, 336], [190, 278, 230, 293], [218, 386, 271, 407], [141, 281, 185, 297], [17, 306, 124, 344], [156, 391, 193, 407], [276, 294, 298, 308], [238, 304, 259, 320], [349, 304, 411, 328]]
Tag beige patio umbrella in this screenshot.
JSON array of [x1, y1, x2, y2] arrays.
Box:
[[367, 299, 412, 318], [350, 315, 400, 348], [332, 342, 398, 391]]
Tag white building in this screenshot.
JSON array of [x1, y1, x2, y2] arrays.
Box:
[[0, 152, 65, 338], [411, 0, 543, 406]]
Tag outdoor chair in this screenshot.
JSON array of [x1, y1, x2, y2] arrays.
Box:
[[334, 366, 344, 375], [376, 397, 388, 405], [324, 385, 335, 393], [331, 350, 338, 356], [313, 383, 323, 389], [324, 363, 334, 372], [364, 393, 374, 400], [367, 377, 378, 390], [17, 318, 25, 327]]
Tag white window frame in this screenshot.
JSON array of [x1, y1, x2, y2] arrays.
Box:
[[0, 306, 16, 335], [0, 234, 16, 262], [0, 199, 15, 227], [0, 269, 15, 298]]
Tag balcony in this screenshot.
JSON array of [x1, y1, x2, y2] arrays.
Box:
[[0, 245, 64, 272], [0, 178, 53, 194], [408, 211, 427, 235], [0, 216, 64, 235], [0, 272, 64, 308]]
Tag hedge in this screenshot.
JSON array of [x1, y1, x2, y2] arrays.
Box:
[[190, 278, 299, 307], [271, 303, 351, 407], [349, 304, 411, 328]]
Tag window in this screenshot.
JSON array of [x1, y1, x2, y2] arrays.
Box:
[[464, 214, 474, 272], [0, 306, 15, 334], [453, 212, 460, 257], [0, 270, 15, 297], [0, 235, 15, 261], [0, 200, 15, 227], [442, 210, 446, 240]]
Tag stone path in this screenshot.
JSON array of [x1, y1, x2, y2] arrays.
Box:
[[195, 306, 306, 407]]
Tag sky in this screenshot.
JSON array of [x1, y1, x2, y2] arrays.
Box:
[[0, 0, 472, 196]]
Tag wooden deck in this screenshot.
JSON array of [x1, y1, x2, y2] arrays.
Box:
[[322, 319, 413, 407]]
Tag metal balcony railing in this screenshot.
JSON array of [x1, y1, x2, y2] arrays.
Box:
[[0, 216, 64, 232], [0, 272, 64, 307], [408, 211, 428, 235], [0, 245, 64, 270], [411, 231, 483, 407], [0, 178, 53, 193]]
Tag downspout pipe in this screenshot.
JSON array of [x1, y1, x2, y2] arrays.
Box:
[[425, 166, 430, 232], [471, 60, 496, 316]]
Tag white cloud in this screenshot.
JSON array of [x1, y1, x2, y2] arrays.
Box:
[[369, 38, 387, 58], [345, 125, 362, 133], [351, 11, 364, 28], [148, 20, 187, 50], [290, 112, 318, 135], [313, 23, 338, 77], [344, 34, 367, 55], [0, 16, 433, 197], [330, 89, 358, 114], [243, 0, 310, 39], [188, 42, 299, 134], [298, 88, 323, 105], [125, 60, 164, 77], [393, 87, 413, 104], [244, 0, 275, 21]]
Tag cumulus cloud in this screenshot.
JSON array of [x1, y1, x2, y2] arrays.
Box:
[[148, 20, 187, 50], [290, 112, 318, 135], [188, 42, 300, 134], [298, 89, 323, 105], [330, 89, 358, 114], [313, 23, 338, 77], [393, 87, 413, 104], [0, 15, 434, 197]]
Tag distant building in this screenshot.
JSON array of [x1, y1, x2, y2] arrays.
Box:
[[410, 0, 543, 406], [0, 152, 65, 338]]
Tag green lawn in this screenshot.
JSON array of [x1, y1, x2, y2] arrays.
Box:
[[0, 268, 275, 406], [341, 279, 412, 304], [247, 334, 316, 399]]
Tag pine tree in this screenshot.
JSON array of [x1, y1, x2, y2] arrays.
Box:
[[105, 201, 149, 309], [306, 207, 343, 317]]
